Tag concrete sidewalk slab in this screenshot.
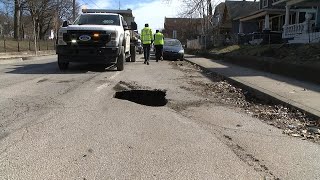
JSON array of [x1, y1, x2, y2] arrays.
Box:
[[0, 50, 55, 60], [184, 54, 320, 118], [0, 53, 56, 63], [0, 58, 23, 64], [22, 55, 57, 61]]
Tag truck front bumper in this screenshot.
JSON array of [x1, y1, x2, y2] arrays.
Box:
[[56, 45, 119, 64]]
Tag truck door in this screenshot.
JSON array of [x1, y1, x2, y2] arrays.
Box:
[[121, 17, 131, 53]]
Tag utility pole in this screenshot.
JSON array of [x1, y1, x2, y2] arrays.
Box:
[[119, 0, 121, 10], [73, 0, 76, 22]]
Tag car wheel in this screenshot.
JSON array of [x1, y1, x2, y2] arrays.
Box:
[[58, 55, 69, 71], [117, 46, 125, 71], [126, 49, 131, 62], [130, 45, 136, 62]]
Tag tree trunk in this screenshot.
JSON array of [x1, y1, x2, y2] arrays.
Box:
[[14, 0, 21, 39]]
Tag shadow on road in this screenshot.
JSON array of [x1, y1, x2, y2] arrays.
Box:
[[5, 62, 118, 74]]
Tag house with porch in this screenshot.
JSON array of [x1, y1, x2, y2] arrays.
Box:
[[211, 0, 259, 46], [273, 0, 320, 43], [235, 0, 287, 44]]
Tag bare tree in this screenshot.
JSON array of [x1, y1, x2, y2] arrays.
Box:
[[1, 0, 79, 40], [0, 0, 14, 37]]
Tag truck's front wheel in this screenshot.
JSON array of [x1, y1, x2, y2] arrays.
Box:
[[58, 55, 69, 71], [130, 45, 136, 62], [117, 46, 125, 71]]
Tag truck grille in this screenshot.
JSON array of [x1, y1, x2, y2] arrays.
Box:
[[63, 30, 111, 47]]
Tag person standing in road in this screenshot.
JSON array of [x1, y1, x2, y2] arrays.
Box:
[[141, 23, 153, 65], [154, 30, 164, 62]]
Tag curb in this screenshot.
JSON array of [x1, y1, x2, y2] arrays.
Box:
[[22, 55, 56, 61], [0, 54, 56, 62], [0, 58, 23, 64], [184, 58, 320, 119]]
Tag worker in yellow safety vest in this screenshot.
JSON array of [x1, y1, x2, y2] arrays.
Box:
[[141, 23, 153, 65], [153, 30, 164, 62]]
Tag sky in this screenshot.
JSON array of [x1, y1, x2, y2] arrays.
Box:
[[79, 0, 183, 31], [79, 0, 256, 32]]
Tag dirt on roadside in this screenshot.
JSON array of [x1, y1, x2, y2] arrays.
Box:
[[208, 44, 320, 64], [170, 60, 320, 144]]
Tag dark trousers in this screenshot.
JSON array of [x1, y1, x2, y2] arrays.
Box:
[[143, 44, 151, 62], [155, 45, 163, 60]]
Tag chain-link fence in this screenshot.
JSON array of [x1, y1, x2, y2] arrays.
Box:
[[0, 38, 56, 53]]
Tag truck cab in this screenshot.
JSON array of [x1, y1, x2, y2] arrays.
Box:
[[56, 9, 137, 71]]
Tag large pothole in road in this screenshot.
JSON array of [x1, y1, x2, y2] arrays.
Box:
[[114, 89, 168, 107]]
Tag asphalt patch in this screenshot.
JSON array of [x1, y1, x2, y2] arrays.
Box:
[[114, 90, 168, 107]]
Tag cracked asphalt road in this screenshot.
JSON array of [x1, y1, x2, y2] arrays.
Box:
[[0, 55, 319, 180]]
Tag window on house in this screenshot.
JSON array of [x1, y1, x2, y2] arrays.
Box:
[[299, 12, 306, 23], [271, 16, 280, 31], [290, 13, 296, 24], [310, 13, 316, 20], [262, 0, 268, 7]]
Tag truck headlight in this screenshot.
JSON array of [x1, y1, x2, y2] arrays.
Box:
[[110, 32, 117, 40], [105, 31, 118, 46]]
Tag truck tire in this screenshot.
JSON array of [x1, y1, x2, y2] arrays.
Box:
[[117, 46, 125, 71], [130, 45, 136, 62], [58, 55, 69, 71], [126, 50, 131, 62]]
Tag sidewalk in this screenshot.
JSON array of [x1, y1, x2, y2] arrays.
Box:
[[184, 54, 320, 118]]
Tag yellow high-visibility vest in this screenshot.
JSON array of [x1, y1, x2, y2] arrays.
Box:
[[154, 32, 164, 45], [141, 27, 153, 45]]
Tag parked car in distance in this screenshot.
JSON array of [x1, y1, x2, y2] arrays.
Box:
[[136, 39, 143, 54], [163, 38, 184, 61]]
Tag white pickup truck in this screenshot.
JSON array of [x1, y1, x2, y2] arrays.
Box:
[[56, 9, 138, 71]]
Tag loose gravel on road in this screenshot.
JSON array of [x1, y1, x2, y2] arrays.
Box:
[[170, 61, 320, 144]]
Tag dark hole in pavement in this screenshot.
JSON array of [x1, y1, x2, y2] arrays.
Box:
[[114, 90, 168, 107]]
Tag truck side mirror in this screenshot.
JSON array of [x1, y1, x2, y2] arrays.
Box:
[[62, 21, 69, 27], [123, 24, 129, 30], [131, 22, 137, 30]]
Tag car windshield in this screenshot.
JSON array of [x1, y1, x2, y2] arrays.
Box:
[[74, 14, 120, 26], [164, 40, 182, 47]]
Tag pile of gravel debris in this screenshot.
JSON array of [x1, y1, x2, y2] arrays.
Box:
[[171, 61, 320, 143]]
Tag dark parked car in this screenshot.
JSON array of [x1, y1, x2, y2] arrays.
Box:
[[163, 38, 184, 61]]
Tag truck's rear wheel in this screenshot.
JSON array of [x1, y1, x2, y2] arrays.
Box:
[[58, 55, 69, 71], [126, 52, 131, 62], [130, 45, 136, 62], [117, 46, 125, 71]]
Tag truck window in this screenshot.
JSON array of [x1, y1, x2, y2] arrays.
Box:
[[74, 14, 120, 26]]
